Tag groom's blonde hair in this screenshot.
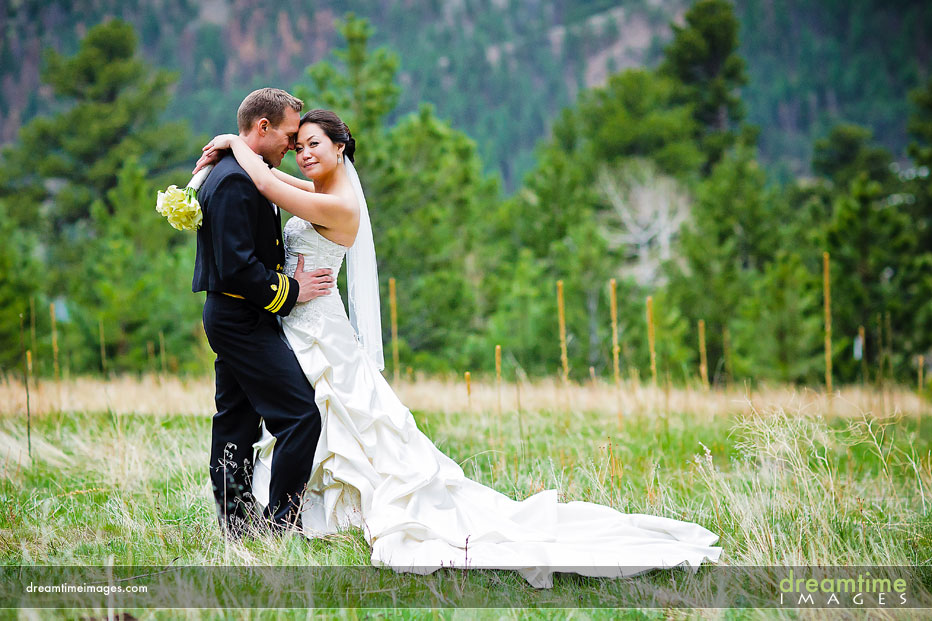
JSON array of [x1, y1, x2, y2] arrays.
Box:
[[237, 88, 304, 133]]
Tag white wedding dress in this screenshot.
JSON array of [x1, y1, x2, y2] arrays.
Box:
[[251, 216, 723, 588]]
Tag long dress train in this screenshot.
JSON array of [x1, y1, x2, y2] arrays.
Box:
[[251, 216, 722, 589]]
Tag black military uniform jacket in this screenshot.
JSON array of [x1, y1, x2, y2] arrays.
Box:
[[192, 153, 298, 316]]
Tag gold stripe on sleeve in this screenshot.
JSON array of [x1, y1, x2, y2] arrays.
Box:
[[270, 273, 290, 313], [264, 273, 286, 312], [272, 273, 287, 311]]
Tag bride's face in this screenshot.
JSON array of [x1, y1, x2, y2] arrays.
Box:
[[295, 123, 344, 180]]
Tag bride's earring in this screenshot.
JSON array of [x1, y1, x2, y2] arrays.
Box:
[[338, 155, 343, 164]]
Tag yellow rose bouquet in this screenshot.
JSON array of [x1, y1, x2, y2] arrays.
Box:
[[155, 164, 214, 231]]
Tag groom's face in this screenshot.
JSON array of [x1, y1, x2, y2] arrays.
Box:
[[260, 107, 300, 167]]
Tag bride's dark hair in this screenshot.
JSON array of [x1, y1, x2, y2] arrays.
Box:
[[299, 109, 355, 163]]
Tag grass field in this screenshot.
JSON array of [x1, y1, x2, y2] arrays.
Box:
[[1, 375, 930, 618]]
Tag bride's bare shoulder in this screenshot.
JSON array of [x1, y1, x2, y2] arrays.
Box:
[[336, 180, 360, 214]]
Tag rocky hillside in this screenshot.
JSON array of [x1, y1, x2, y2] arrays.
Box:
[[2, 0, 929, 186]]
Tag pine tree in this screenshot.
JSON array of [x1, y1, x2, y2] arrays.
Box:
[[65, 157, 202, 374], [660, 0, 748, 171], [897, 78, 932, 374], [906, 78, 932, 255], [732, 251, 823, 384], [478, 248, 555, 376], [292, 14, 400, 152], [0, 19, 200, 373], [0, 19, 196, 286], [812, 124, 895, 191], [0, 201, 40, 371], [824, 175, 917, 381], [664, 145, 782, 383], [292, 16, 500, 372], [575, 69, 704, 179], [908, 78, 932, 171], [487, 64, 705, 377], [365, 105, 499, 372]]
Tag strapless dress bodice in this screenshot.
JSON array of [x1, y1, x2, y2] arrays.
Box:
[[282, 216, 348, 332], [283, 216, 347, 275]]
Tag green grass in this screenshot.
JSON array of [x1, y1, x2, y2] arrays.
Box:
[[1, 386, 931, 618]]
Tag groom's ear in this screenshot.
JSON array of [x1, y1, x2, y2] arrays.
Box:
[[256, 118, 270, 136]]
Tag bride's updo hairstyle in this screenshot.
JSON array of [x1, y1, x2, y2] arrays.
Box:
[[299, 109, 356, 163]]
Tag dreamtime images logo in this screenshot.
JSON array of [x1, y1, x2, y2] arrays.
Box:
[[778, 569, 909, 607]]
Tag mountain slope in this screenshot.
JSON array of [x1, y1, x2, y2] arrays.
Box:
[[2, 0, 929, 187]]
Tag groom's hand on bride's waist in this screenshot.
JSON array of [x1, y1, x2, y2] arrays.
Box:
[[294, 254, 334, 302]]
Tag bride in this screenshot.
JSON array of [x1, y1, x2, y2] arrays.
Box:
[[194, 109, 722, 589]]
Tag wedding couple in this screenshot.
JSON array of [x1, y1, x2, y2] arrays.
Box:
[[191, 87, 722, 588]]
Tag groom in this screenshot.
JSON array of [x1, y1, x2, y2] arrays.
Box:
[[193, 87, 333, 536]]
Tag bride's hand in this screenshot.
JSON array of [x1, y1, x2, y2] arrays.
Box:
[[192, 134, 239, 174], [206, 133, 237, 151]]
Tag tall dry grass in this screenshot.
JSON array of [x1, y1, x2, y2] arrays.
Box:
[[0, 373, 928, 614], [0, 374, 924, 420]]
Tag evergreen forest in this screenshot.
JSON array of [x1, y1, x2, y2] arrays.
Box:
[[1, 0, 931, 390]]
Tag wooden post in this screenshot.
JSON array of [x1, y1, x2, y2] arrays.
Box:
[[823, 251, 832, 394], [49, 303, 59, 382], [919, 355, 925, 394], [646, 296, 657, 386], [464, 371, 472, 411], [875, 314, 884, 387], [722, 326, 733, 388], [158, 330, 167, 376], [698, 319, 709, 390], [921, 355, 926, 435], [99, 318, 107, 375], [19, 314, 31, 459], [29, 297, 37, 372], [515, 368, 525, 462], [609, 279, 622, 424], [609, 279, 620, 386], [389, 277, 399, 384], [557, 280, 568, 383], [876, 314, 886, 414], [884, 312, 893, 380], [858, 325, 867, 386]]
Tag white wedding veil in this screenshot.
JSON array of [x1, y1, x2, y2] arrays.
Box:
[[344, 158, 385, 371]]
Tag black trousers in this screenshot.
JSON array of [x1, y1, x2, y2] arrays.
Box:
[[202, 292, 321, 533]]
